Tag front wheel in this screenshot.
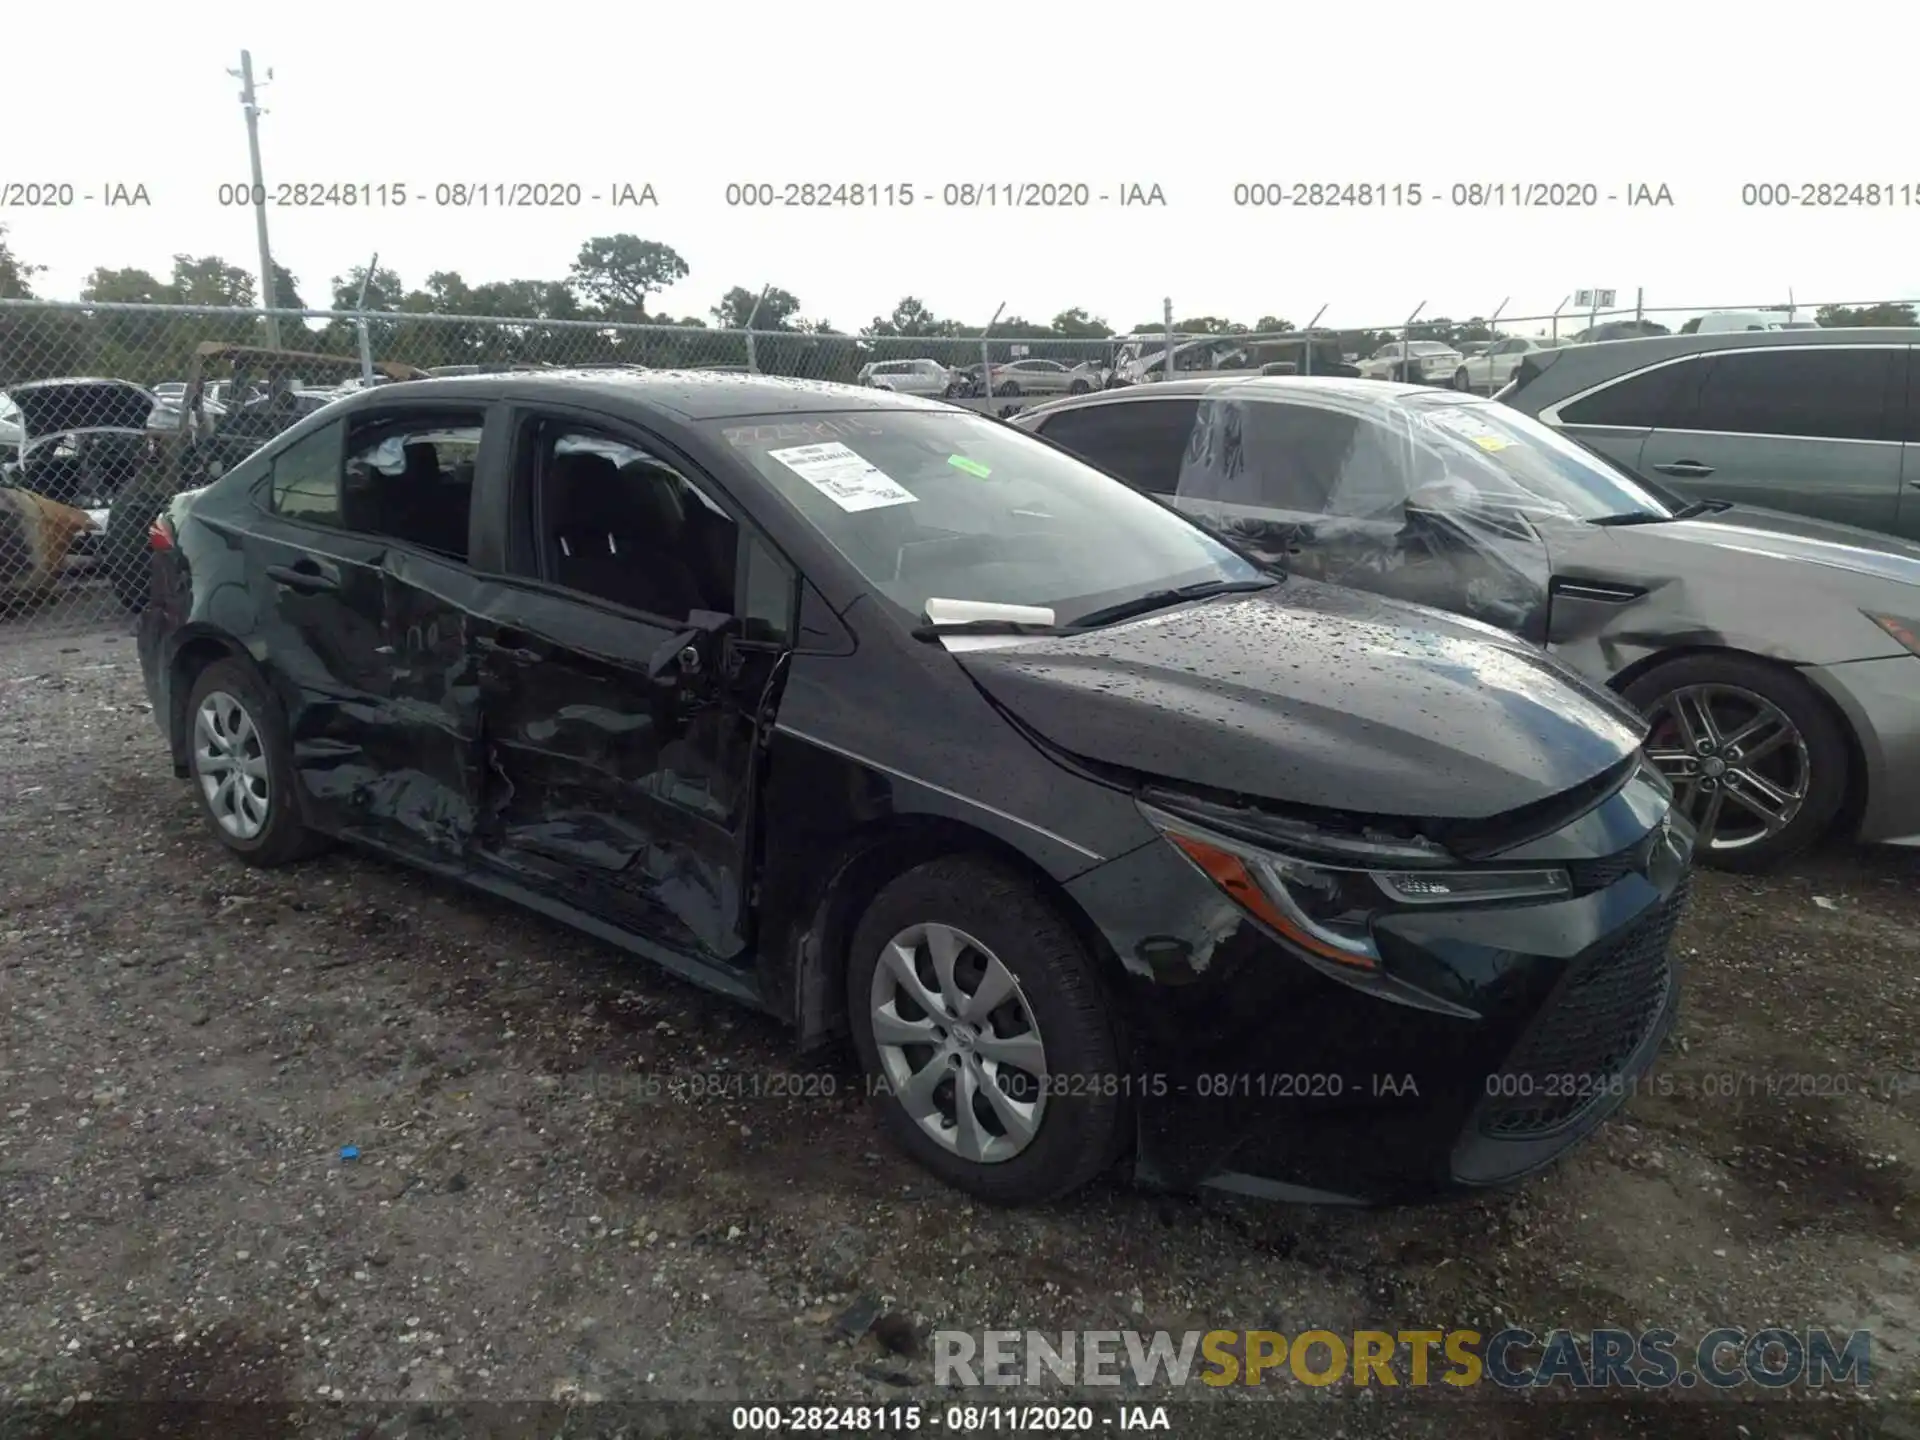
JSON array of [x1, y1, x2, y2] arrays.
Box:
[[1624, 653, 1848, 873], [1451, 368, 1472, 391], [1067, 379, 1091, 395], [847, 856, 1127, 1205]]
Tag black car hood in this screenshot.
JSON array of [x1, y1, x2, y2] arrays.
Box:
[[955, 580, 1647, 821], [4, 380, 155, 436]]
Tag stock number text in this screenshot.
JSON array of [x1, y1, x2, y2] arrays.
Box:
[[726, 182, 917, 208], [1741, 182, 1920, 208], [1234, 181, 1424, 207], [219, 182, 410, 208]]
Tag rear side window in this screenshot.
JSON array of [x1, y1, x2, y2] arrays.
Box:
[[268, 421, 345, 524], [1035, 398, 1199, 494], [1685, 348, 1897, 442], [1557, 357, 1708, 428]]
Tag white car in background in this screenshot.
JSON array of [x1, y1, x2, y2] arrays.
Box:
[[1681, 310, 1822, 334], [1356, 340, 1464, 384], [1450, 336, 1565, 394], [857, 358, 956, 397]]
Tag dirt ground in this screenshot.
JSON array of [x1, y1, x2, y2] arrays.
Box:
[[2, 619, 1917, 1440]]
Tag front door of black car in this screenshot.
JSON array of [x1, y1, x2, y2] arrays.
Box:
[[248, 404, 497, 861], [470, 414, 796, 976]]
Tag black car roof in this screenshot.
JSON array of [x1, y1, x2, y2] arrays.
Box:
[[358, 368, 957, 421]]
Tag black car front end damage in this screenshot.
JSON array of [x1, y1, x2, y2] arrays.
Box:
[[950, 583, 1693, 1202], [1057, 757, 1691, 1202]]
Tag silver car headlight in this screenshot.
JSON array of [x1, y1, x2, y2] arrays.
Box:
[[1139, 801, 1571, 972]]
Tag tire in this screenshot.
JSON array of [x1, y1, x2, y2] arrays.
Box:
[[183, 659, 330, 867], [847, 856, 1127, 1205], [1622, 653, 1848, 873], [1068, 379, 1091, 395], [1451, 368, 1472, 391], [996, 382, 1022, 398], [103, 476, 170, 613]]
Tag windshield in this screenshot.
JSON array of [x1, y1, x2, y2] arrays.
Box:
[[1398, 395, 1678, 519], [714, 409, 1263, 626]]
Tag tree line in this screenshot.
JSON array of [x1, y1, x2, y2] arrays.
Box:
[[2, 225, 1915, 388]]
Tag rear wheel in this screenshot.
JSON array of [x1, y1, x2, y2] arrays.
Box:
[[1624, 653, 1848, 873], [847, 856, 1126, 1204], [1068, 379, 1091, 395], [183, 659, 330, 866]]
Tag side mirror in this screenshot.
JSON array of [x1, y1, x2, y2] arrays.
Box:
[[646, 608, 734, 682]]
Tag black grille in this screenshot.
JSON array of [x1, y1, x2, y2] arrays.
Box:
[[1479, 878, 1689, 1139]]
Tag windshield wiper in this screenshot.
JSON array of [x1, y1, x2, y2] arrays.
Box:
[[1589, 499, 1727, 527], [1072, 578, 1277, 630], [910, 619, 1080, 642]]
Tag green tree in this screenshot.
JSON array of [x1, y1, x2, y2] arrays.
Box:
[[168, 254, 257, 308], [1049, 308, 1113, 338], [711, 285, 802, 330], [1817, 302, 1917, 327], [1253, 315, 1295, 334], [81, 266, 171, 304], [0, 225, 39, 299], [568, 235, 689, 318], [864, 296, 957, 338]]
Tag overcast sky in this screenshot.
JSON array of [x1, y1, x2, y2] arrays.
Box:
[[5, 1, 1916, 333]]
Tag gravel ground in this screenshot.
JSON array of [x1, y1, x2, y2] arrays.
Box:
[[2, 618, 1917, 1439]]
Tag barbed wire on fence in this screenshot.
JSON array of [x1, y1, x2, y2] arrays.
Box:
[[4, 294, 1919, 636]]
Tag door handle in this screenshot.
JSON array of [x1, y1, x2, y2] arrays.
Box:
[[266, 560, 340, 593], [1652, 461, 1715, 478]]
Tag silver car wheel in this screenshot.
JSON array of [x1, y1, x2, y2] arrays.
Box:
[[193, 690, 272, 841], [1643, 683, 1810, 852], [868, 922, 1048, 1164]]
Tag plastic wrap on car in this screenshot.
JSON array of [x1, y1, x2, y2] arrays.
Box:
[[1172, 386, 1555, 643]]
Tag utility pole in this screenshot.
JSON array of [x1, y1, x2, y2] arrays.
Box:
[[231, 51, 283, 349]]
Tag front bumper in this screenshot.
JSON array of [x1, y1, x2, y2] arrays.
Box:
[[1065, 773, 1693, 1204], [1803, 654, 1920, 846]]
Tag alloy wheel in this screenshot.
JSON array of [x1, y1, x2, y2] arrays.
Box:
[[1642, 683, 1810, 853], [193, 690, 272, 841], [868, 922, 1048, 1164]]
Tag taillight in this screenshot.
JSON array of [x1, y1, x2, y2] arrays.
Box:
[[148, 516, 175, 551]]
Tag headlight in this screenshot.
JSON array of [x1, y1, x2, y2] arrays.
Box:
[[1865, 612, 1920, 656], [1139, 802, 1570, 972]]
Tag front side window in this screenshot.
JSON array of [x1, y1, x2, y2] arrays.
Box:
[[1686, 348, 1895, 442], [714, 410, 1261, 627], [1035, 398, 1200, 494], [528, 424, 747, 625]]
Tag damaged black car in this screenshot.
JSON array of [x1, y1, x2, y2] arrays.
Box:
[[136, 371, 1692, 1205]]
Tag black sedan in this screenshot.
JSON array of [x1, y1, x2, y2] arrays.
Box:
[[136, 370, 1691, 1206], [1015, 377, 1920, 872]]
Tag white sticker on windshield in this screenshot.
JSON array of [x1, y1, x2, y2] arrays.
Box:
[[1428, 407, 1513, 451], [767, 441, 917, 512]]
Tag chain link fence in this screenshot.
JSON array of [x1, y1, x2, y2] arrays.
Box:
[[4, 294, 1916, 638]]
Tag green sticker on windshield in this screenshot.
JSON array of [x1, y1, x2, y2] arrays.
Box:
[[947, 454, 992, 478]]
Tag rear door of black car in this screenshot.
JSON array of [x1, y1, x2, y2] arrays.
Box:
[[243, 401, 504, 863]]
